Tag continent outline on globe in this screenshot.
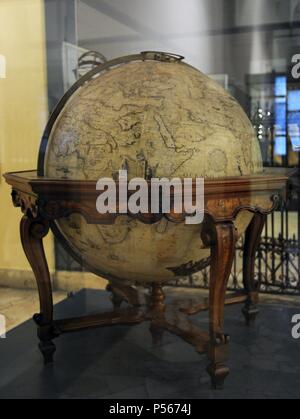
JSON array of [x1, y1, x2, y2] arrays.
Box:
[[38, 52, 262, 284]]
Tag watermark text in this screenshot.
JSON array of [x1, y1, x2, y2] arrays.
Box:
[[291, 54, 300, 79], [291, 314, 300, 340], [96, 170, 204, 224]]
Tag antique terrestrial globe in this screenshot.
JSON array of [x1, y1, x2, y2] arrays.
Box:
[[39, 52, 263, 285]]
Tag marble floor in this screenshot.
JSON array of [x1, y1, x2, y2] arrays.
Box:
[[1, 286, 298, 332], [0, 287, 67, 331], [0, 288, 300, 399]]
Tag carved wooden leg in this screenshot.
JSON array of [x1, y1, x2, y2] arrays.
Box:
[[149, 283, 166, 343], [202, 221, 237, 389], [242, 213, 266, 325], [20, 216, 56, 364], [150, 283, 166, 312]]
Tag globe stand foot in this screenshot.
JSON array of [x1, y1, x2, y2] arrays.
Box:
[[207, 363, 230, 390], [39, 340, 56, 365]]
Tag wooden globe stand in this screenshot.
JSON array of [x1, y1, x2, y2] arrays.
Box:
[[4, 169, 289, 389]]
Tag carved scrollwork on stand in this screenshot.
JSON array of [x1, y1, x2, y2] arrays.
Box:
[[3, 169, 291, 389], [38, 199, 72, 220], [37, 198, 191, 226], [11, 189, 38, 218], [205, 193, 283, 224]]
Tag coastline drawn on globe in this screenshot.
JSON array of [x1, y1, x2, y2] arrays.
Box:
[[45, 60, 261, 182], [43, 57, 262, 284]]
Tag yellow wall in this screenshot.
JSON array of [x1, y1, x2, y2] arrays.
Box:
[[0, 0, 54, 274]]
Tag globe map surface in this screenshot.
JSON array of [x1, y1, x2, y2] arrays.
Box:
[[42, 57, 262, 284]]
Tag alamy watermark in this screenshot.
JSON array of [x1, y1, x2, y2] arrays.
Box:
[[0, 314, 6, 339], [291, 314, 300, 340], [291, 54, 300, 80], [96, 170, 204, 224]]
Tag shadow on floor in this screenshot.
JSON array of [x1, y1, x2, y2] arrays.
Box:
[[0, 289, 300, 399]]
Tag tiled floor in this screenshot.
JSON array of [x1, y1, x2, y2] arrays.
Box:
[[0, 288, 300, 399]]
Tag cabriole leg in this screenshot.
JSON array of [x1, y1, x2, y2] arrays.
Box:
[[202, 221, 237, 389], [20, 216, 56, 364], [242, 213, 266, 325], [149, 283, 166, 344]]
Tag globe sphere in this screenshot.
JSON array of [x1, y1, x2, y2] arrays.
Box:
[[42, 55, 262, 284]]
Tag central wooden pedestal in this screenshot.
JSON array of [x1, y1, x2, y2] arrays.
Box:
[[4, 169, 289, 389]]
